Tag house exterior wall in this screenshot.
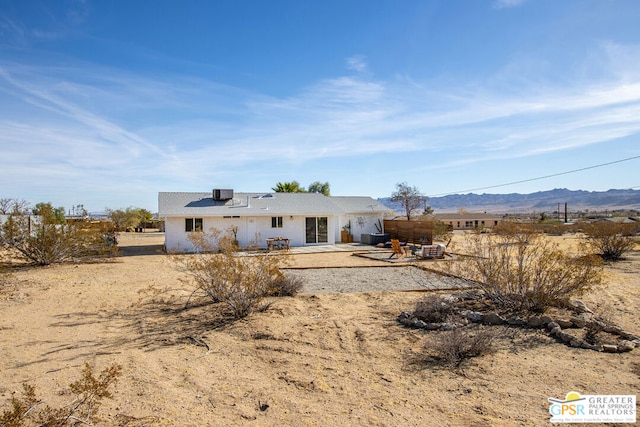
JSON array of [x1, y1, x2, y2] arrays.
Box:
[[164, 214, 339, 252], [337, 213, 385, 242], [159, 191, 391, 252]]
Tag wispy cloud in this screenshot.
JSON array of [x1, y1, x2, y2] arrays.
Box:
[[0, 17, 28, 46], [1, 36, 640, 207], [66, 0, 89, 25], [493, 0, 527, 9], [0, 67, 168, 159], [0, 1, 88, 48], [346, 55, 368, 73]]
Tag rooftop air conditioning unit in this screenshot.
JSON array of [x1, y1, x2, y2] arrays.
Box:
[[213, 189, 234, 201]]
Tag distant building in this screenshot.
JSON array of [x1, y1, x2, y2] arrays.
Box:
[[433, 213, 504, 230]]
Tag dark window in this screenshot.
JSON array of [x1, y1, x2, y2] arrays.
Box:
[[305, 217, 328, 243], [271, 216, 283, 228], [185, 218, 203, 232]]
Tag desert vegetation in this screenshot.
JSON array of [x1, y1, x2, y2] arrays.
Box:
[[173, 227, 302, 318], [580, 221, 639, 261], [106, 207, 153, 232], [0, 203, 117, 266], [398, 221, 639, 375], [390, 182, 429, 220], [1, 363, 121, 427], [438, 223, 604, 313], [430, 325, 498, 367]]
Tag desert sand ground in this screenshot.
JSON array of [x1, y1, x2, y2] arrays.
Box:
[[1, 232, 639, 426]]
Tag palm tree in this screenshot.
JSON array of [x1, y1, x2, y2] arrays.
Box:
[[272, 181, 306, 193]]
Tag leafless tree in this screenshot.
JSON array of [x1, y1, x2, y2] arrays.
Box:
[[0, 198, 30, 214], [390, 182, 428, 220]]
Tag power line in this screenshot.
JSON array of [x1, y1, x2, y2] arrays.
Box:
[[428, 155, 640, 197]]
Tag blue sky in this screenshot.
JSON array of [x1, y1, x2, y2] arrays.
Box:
[[1, 0, 639, 212]]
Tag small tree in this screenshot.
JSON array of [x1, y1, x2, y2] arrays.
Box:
[[176, 227, 289, 318], [32, 202, 65, 223], [106, 207, 150, 231], [444, 223, 603, 313], [390, 182, 428, 220], [580, 221, 638, 261], [308, 181, 330, 196]]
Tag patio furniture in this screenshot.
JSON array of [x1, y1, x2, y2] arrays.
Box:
[[389, 239, 409, 259], [266, 237, 290, 251], [415, 244, 446, 259]]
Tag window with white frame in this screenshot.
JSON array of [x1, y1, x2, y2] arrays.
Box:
[[271, 216, 283, 228]]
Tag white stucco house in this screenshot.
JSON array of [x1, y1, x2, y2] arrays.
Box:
[[158, 189, 391, 252]]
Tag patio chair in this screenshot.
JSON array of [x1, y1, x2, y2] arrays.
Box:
[[389, 239, 409, 259]]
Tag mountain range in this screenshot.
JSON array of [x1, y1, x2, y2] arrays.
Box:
[[378, 188, 640, 214]]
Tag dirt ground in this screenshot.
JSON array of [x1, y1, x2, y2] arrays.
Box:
[[0, 232, 639, 426]]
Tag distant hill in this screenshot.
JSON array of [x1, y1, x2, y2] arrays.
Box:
[[378, 188, 640, 214]]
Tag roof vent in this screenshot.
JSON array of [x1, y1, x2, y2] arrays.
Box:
[[213, 189, 234, 201]]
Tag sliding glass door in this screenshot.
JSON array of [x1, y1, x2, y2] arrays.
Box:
[[305, 217, 328, 244]]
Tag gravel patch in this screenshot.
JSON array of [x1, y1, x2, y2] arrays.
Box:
[[285, 266, 474, 294]]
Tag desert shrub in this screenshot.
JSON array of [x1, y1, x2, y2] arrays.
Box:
[[580, 221, 638, 261], [413, 295, 457, 323], [176, 227, 289, 318], [269, 274, 305, 297], [431, 326, 497, 367], [445, 223, 603, 313], [582, 321, 605, 346], [0, 248, 10, 288], [432, 220, 453, 242], [0, 207, 117, 266], [538, 222, 567, 236], [0, 362, 122, 427]]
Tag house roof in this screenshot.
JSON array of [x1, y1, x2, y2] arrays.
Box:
[[158, 192, 391, 217]]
